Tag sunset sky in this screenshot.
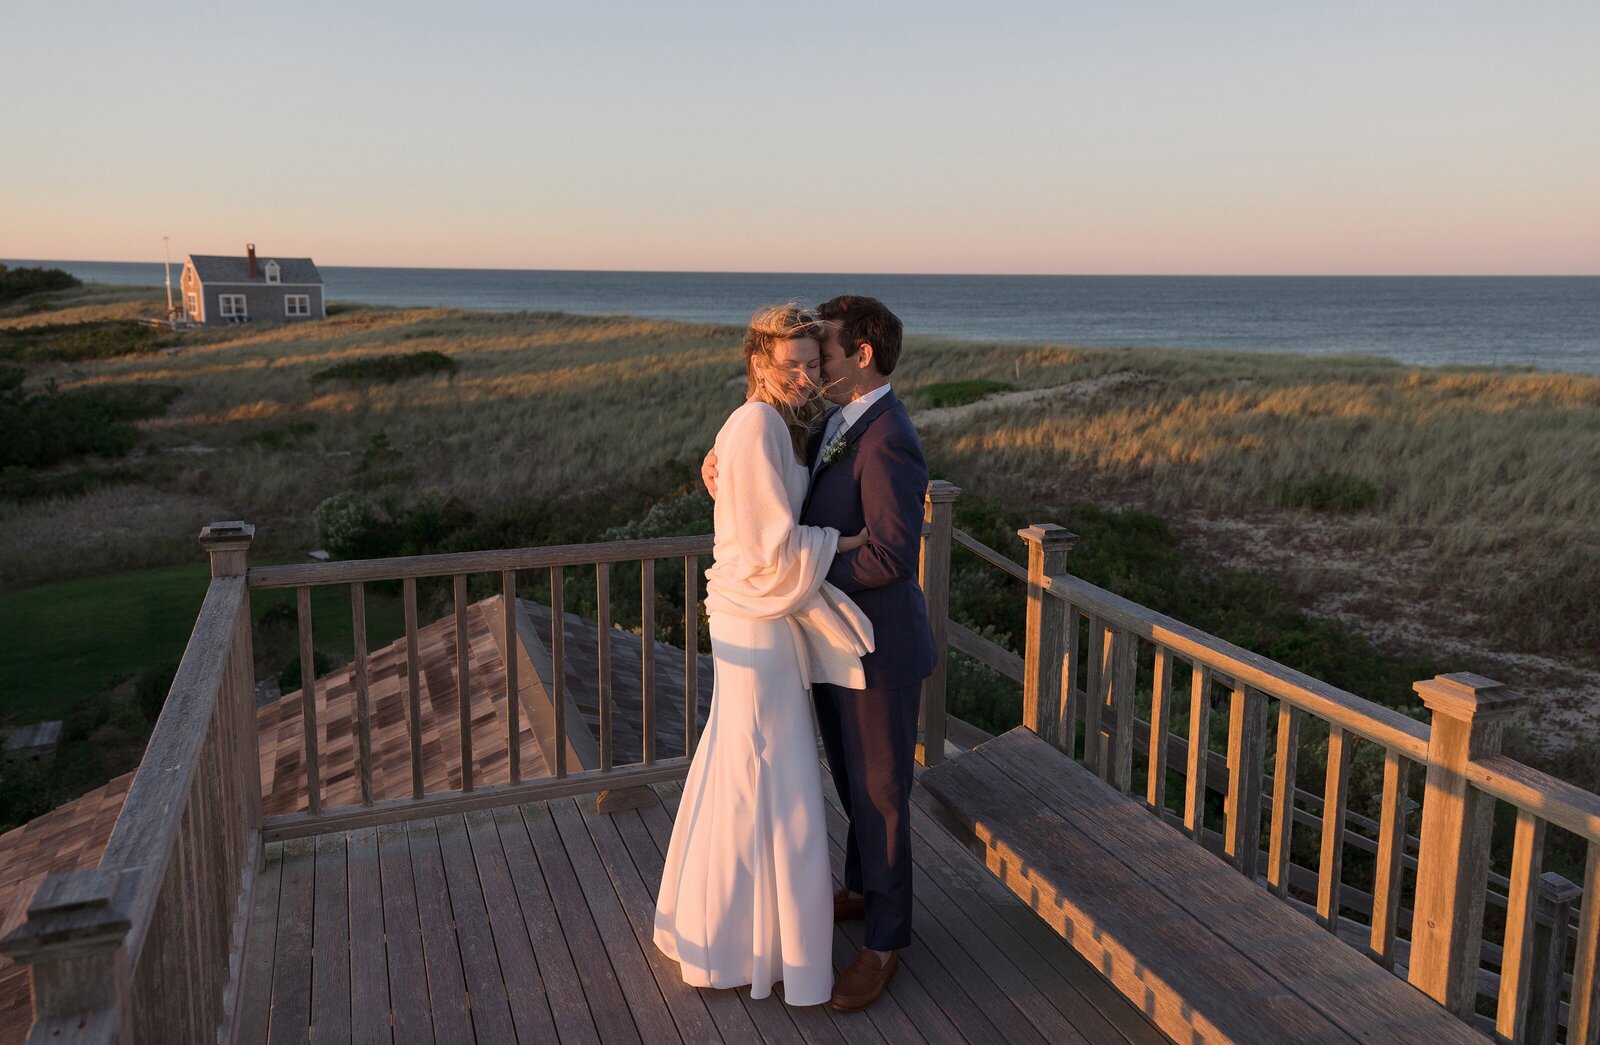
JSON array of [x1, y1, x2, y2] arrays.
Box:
[[3, 2, 1596, 274]]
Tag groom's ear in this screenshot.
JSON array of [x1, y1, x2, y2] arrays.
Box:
[[855, 343, 875, 371]]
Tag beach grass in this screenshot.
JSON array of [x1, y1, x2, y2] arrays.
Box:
[[10, 285, 1595, 665]]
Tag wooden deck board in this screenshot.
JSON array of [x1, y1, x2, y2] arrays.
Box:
[[312, 831, 353, 1043], [631, 792, 851, 1045], [375, 820, 435, 1045], [345, 826, 393, 1045], [458, 810, 558, 1044], [905, 783, 1168, 1045], [243, 769, 1161, 1044]]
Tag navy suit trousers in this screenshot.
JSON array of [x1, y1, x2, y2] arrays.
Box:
[[813, 680, 921, 951]]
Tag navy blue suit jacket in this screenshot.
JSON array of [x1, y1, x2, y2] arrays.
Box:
[[801, 390, 937, 691]]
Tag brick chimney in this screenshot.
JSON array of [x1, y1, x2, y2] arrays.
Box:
[[246, 243, 259, 278]]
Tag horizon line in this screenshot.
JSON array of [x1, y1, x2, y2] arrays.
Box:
[[7, 258, 1599, 280]]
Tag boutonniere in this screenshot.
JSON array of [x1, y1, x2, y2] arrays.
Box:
[[821, 432, 852, 465]]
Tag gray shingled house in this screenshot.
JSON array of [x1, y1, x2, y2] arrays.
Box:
[[180, 244, 325, 325]]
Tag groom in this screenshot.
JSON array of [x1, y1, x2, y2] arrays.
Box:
[[703, 295, 935, 1011]]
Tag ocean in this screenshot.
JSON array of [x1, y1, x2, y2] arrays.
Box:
[[10, 260, 1598, 374]]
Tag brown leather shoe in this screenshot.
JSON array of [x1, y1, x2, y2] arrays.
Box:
[[830, 947, 899, 1011], [833, 887, 865, 922]]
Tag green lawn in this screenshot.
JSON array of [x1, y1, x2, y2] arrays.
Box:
[[1, 563, 407, 725]]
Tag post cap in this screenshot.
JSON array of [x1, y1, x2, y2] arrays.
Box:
[[1537, 871, 1583, 905], [0, 870, 132, 962], [198, 521, 255, 546], [924, 479, 962, 503], [1412, 672, 1523, 722], [1017, 523, 1079, 550]]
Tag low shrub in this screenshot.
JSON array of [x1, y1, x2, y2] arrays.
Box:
[[1271, 471, 1380, 513], [309, 351, 457, 385], [0, 379, 180, 469], [0, 320, 168, 363], [916, 379, 1015, 409], [277, 648, 333, 692], [0, 264, 80, 304]]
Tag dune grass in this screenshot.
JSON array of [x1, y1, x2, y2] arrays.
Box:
[[6, 285, 1597, 666]]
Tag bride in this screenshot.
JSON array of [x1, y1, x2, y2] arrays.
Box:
[[653, 302, 874, 1006]]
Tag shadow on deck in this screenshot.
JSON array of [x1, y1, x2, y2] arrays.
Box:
[[241, 773, 1165, 1045]]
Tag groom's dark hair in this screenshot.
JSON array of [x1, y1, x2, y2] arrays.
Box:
[[818, 295, 903, 376]]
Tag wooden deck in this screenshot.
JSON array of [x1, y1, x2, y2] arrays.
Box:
[[238, 771, 1167, 1044]]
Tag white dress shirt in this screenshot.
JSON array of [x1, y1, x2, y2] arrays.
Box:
[[815, 382, 892, 474]]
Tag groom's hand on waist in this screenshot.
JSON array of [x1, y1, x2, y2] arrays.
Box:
[[702, 449, 719, 500]]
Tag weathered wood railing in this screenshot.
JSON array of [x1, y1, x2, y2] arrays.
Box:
[[247, 534, 714, 839], [939, 520, 1600, 1044], [0, 523, 264, 1044]]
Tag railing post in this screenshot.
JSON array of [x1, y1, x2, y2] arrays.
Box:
[[917, 480, 961, 767], [1018, 523, 1078, 754], [1407, 672, 1524, 1019], [198, 520, 255, 579], [1527, 872, 1581, 1045], [0, 868, 134, 1043], [199, 522, 264, 829]]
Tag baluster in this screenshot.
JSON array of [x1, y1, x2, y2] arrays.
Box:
[[350, 582, 374, 805], [918, 481, 960, 766], [502, 570, 520, 785], [1408, 673, 1523, 1019], [1085, 618, 1108, 776], [642, 559, 656, 765], [1267, 703, 1302, 899], [1107, 629, 1136, 792], [1018, 524, 1076, 754], [1316, 725, 1354, 929], [1573, 842, 1600, 1045], [1184, 665, 1212, 841], [551, 566, 567, 778], [1224, 683, 1268, 879], [1063, 605, 1082, 760], [402, 576, 424, 800], [684, 554, 700, 758], [597, 562, 613, 772], [1146, 647, 1174, 814], [295, 586, 322, 814], [454, 574, 473, 792], [1369, 749, 1411, 968], [1496, 809, 1547, 1042]]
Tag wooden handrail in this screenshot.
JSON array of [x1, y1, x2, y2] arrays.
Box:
[[1040, 570, 1432, 762], [246, 534, 715, 589], [1466, 754, 1600, 846], [100, 575, 248, 961], [952, 528, 1029, 583]]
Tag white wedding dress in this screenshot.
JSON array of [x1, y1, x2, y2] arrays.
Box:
[[653, 401, 874, 1006]]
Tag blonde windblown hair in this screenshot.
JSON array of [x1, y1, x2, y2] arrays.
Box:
[[743, 301, 830, 455]]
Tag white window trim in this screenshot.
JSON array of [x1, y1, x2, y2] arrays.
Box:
[[219, 294, 248, 319], [265, 261, 281, 284], [285, 294, 311, 317], [186, 292, 198, 318]]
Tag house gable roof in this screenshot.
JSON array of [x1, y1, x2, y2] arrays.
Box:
[[186, 254, 323, 285]]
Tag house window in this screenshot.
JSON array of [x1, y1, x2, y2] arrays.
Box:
[[285, 294, 311, 317], [219, 294, 248, 320], [265, 261, 280, 284], [186, 292, 198, 317]]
